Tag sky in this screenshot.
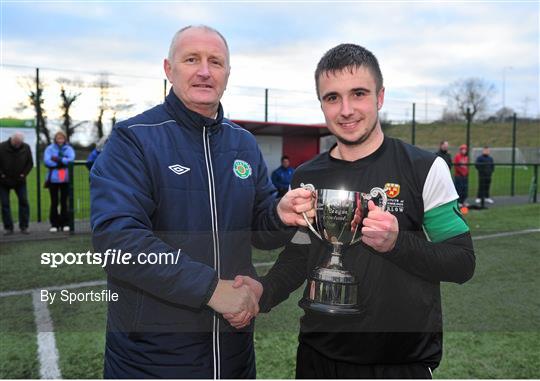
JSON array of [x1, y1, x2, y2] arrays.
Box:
[[1, 1, 539, 143]]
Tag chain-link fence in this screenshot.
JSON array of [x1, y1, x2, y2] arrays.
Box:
[[2, 64, 539, 229]]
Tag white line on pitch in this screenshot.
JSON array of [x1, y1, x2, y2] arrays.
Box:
[[254, 261, 275, 268], [32, 291, 62, 379], [472, 228, 540, 241]]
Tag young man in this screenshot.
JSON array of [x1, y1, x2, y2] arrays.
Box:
[[90, 25, 312, 379], [436, 140, 452, 169], [271, 155, 295, 197], [229, 44, 475, 378], [475, 146, 495, 204]]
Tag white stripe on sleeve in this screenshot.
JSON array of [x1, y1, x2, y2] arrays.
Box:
[[422, 156, 459, 213]]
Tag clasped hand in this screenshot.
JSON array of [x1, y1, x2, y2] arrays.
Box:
[[207, 276, 263, 329]]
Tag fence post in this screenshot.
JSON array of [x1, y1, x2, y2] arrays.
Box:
[[35, 67, 42, 222], [533, 164, 538, 203], [465, 108, 471, 155], [511, 112, 517, 197], [163, 79, 167, 101], [411, 102, 416, 145], [466, 108, 471, 198], [68, 162, 75, 234], [264, 88, 269, 122]]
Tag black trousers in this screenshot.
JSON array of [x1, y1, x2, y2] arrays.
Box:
[[477, 175, 492, 199], [48, 183, 69, 228], [454, 176, 468, 204], [0, 183, 29, 230], [296, 342, 432, 379]]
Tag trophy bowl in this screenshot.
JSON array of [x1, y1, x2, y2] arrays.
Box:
[[299, 184, 387, 315]]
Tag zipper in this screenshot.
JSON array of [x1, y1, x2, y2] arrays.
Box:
[[202, 126, 221, 379]]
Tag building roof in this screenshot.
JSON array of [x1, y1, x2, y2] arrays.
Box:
[[232, 119, 331, 137]]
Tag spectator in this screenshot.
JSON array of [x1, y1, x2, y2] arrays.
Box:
[[0, 132, 33, 235], [44, 131, 75, 232], [86, 136, 108, 171], [271, 155, 295, 197], [454, 144, 469, 207], [436, 140, 452, 169], [475, 146, 495, 204]]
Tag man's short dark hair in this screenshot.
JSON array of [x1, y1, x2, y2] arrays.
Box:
[[314, 43, 383, 99], [281, 155, 289, 161]]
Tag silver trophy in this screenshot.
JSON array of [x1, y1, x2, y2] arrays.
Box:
[[299, 183, 387, 315]]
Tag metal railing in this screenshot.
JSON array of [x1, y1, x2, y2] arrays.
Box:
[[63, 162, 538, 233], [455, 163, 538, 202], [67, 161, 92, 233]]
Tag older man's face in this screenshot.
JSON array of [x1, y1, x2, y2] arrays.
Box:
[[164, 28, 230, 118], [11, 135, 23, 148]]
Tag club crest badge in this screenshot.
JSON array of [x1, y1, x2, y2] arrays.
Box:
[[384, 183, 400, 198], [233, 159, 252, 179]]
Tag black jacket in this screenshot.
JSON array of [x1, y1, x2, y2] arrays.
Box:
[[0, 139, 33, 188], [436, 149, 452, 169], [260, 137, 475, 369], [475, 154, 495, 176]]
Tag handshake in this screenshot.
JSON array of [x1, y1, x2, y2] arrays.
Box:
[[207, 276, 263, 329]]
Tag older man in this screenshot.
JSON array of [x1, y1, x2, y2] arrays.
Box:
[[0, 132, 33, 235], [90, 25, 312, 379]]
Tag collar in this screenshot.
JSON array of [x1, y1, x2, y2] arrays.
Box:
[[164, 88, 224, 133], [328, 135, 388, 166]]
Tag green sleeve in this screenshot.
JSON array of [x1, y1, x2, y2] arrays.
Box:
[[423, 200, 469, 243]]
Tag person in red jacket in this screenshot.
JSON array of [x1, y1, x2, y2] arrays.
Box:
[[453, 144, 469, 207]]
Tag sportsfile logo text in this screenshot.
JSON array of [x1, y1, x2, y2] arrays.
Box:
[[40, 249, 182, 268]]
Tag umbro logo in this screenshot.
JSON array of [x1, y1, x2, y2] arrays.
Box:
[[168, 164, 190, 176]]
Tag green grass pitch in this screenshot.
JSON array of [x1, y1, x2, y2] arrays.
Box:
[[1, 204, 539, 378]]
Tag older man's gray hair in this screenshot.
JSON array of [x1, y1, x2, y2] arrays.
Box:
[[167, 25, 230, 64]]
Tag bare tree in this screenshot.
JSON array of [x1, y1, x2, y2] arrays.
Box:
[[110, 101, 134, 127], [57, 77, 84, 140], [16, 75, 51, 144], [442, 78, 496, 121], [91, 73, 116, 140]]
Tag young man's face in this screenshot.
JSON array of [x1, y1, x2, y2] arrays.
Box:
[[164, 28, 230, 118], [317, 66, 384, 146]]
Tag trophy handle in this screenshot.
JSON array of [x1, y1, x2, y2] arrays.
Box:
[[369, 187, 388, 211], [300, 183, 322, 240]]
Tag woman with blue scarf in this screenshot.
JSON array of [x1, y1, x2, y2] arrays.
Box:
[[44, 131, 75, 232]]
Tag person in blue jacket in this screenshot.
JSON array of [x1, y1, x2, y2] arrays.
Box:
[[90, 25, 313, 379], [271, 155, 295, 197], [86, 136, 107, 171], [44, 131, 75, 232]]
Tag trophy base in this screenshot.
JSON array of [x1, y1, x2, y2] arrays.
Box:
[[299, 298, 365, 315]]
